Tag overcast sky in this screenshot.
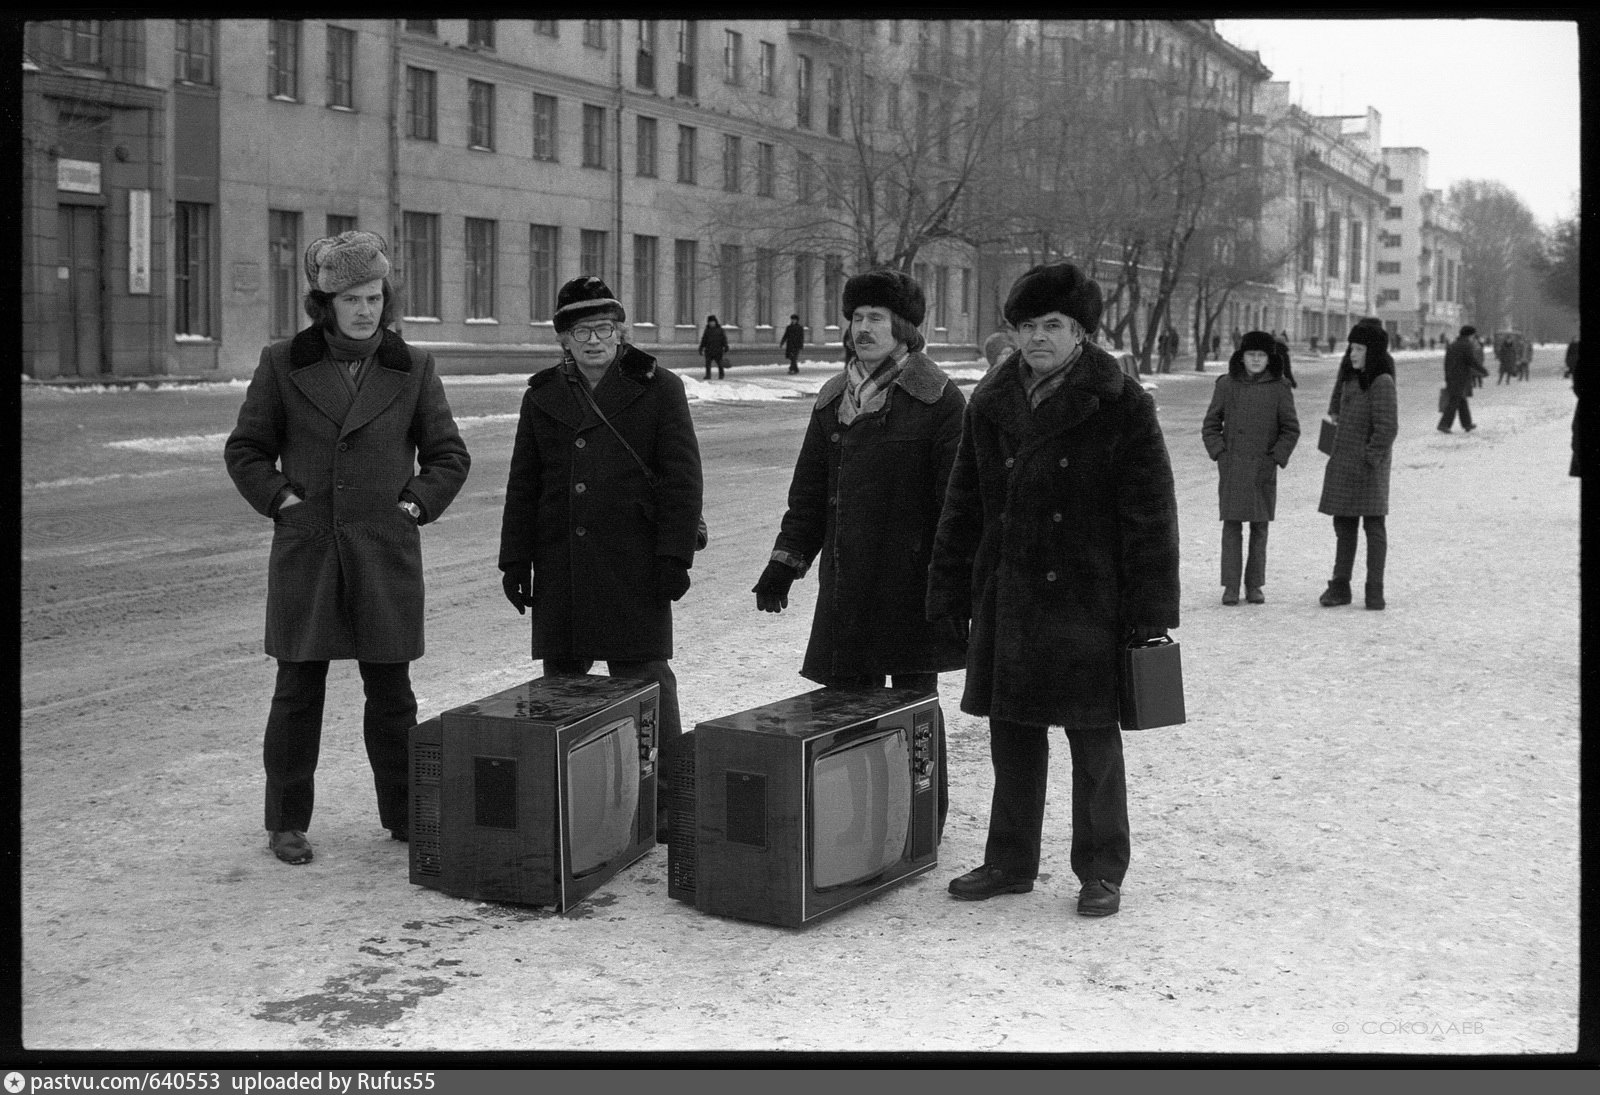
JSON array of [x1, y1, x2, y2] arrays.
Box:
[[1213, 17, 1580, 227]]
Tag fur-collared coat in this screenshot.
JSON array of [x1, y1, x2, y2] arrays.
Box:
[[498, 344, 703, 663], [1201, 366, 1300, 522], [771, 352, 968, 683], [926, 343, 1181, 730], [225, 326, 471, 663], [1318, 371, 1398, 517]]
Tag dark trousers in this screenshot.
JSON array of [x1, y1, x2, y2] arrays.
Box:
[[824, 671, 947, 837], [1221, 520, 1269, 591], [263, 660, 415, 833], [786, 350, 800, 372], [983, 719, 1129, 886], [1332, 515, 1387, 586], [1438, 394, 1474, 431], [545, 657, 681, 822]]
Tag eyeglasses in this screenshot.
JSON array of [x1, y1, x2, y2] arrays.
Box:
[[569, 323, 618, 342]]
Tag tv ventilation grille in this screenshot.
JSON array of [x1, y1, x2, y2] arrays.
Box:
[[413, 742, 442, 784], [412, 776, 442, 877], [666, 736, 697, 900]]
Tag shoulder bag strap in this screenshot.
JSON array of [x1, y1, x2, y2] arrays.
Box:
[[570, 373, 657, 488]]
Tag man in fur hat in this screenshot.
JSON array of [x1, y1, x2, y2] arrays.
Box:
[[226, 230, 471, 865], [927, 261, 1180, 917]]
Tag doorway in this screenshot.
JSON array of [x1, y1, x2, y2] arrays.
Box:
[[57, 203, 104, 377]]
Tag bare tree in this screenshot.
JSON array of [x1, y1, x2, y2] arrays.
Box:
[[1448, 179, 1540, 332], [1531, 211, 1580, 314]]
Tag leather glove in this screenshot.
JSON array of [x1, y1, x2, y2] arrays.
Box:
[[655, 556, 692, 602], [502, 565, 533, 615], [753, 560, 798, 613], [1127, 625, 1168, 645]]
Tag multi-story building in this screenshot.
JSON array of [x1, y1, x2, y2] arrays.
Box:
[[1375, 147, 1464, 346], [21, 18, 981, 379]]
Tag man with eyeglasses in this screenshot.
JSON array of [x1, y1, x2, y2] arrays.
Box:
[[498, 275, 704, 841]]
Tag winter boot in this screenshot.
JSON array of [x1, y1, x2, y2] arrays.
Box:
[[1319, 579, 1352, 607], [1246, 587, 1265, 604], [1222, 587, 1240, 606], [1365, 582, 1385, 610]]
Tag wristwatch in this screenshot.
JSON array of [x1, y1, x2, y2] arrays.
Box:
[[399, 500, 422, 521]]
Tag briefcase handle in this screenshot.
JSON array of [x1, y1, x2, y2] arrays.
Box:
[[1126, 634, 1175, 650]]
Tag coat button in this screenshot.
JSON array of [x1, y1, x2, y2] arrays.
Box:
[[1004, 457, 1014, 468], [575, 438, 586, 448], [336, 480, 345, 490], [574, 483, 586, 493], [830, 432, 841, 443], [1058, 457, 1069, 467], [1046, 571, 1057, 581], [1052, 512, 1062, 522], [338, 442, 349, 451], [575, 526, 586, 537]]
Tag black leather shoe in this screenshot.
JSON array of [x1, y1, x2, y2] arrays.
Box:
[[1077, 879, 1121, 917], [948, 864, 1034, 900], [269, 830, 313, 865]]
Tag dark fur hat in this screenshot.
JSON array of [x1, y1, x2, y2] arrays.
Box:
[[1229, 330, 1285, 379], [1239, 330, 1278, 355], [1459, 325, 1477, 339], [554, 275, 626, 333], [842, 268, 926, 327], [1003, 262, 1103, 334], [304, 231, 390, 295], [1347, 321, 1390, 354]]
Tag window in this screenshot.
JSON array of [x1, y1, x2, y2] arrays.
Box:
[[533, 21, 558, 38], [406, 67, 436, 140], [720, 244, 742, 325], [823, 255, 844, 319], [1300, 200, 1316, 274], [793, 253, 812, 328], [1349, 222, 1364, 284], [676, 21, 697, 97], [465, 218, 497, 320], [755, 248, 775, 328], [467, 20, 495, 49], [582, 104, 606, 168], [890, 20, 902, 44], [403, 212, 440, 317], [268, 209, 301, 339], [887, 87, 900, 129], [584, 21, 605, 48], [759, 41, 776, 95], [796, 54, 812, 128], [674, 239, 698, 326], [469, 81, 496, 150], [1325, 211, 1341, 279], [1377, 261, 1402, 275], [797, 152, 815, 204], [404, 20, 436, 35], [174, 19, 214, 85], [174, 203, 213, 337], [531, 94, 557, 160], [529, 224, 558, 321], [1379, 288, 1401, 304], [826, 63, 842, 136], [325, 26, 354, 108], [961, 267, 972, 315], [325, 214, 356, 237], [1386, 178, 1403, 193], [722, 134, 741, 192], [933, 265, 949, 328], [57, 20, 103, 65], [756, 141, 775, 197], [863, 76, 876, 126], [268, 20, 300, 100], [580, 229, 608, 283], [637, 21, 657, 88], [636, 116, 658, 177], [677, 125, 697, 184], [633, 235, 658, 324], [1382, 232, 1401, 249], [1385, 206, 1403, 220], [724, 30, 743, 85]]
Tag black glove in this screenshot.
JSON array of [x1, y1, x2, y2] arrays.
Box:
[[502, 565, 532, 615], [753, 560, 798, 613], [655, 557, 692, 602], [1127, 625, 1168, 645]]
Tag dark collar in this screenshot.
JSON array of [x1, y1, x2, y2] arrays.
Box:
[[970, 341, 1129, 440], [815, 350, 951, 409], [289, 326, 413, 373]]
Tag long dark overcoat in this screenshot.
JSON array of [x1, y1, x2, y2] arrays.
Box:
[[498, 345, 703, 663], [780, 322, 806, 354], [698, 324, 729, 363], [225, 327, 471, 663], [926, 344, 1181, 731], [1318, 372, 1398, 516], [1201, 369, 1300, 522], [771, 353, 968, 683], [1443, 335, 1484, 398]]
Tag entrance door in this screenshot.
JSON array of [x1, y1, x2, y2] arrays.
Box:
[[57, 204, 104, 377]]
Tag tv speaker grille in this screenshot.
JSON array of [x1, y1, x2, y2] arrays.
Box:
[[666, 733, 697, 900], [413, 742, 442, 784]]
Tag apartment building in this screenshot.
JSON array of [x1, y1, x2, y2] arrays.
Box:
[[1375, 147, 1464, 347]]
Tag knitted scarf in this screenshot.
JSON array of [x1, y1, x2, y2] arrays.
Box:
[[838, 349, 905, 425]]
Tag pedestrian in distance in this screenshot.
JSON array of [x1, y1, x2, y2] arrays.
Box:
[[1317, 322, 1399, 610], [983, 328, 1017, 371], [1495, 332, 1518, 385], [1439, 325, 1487, 434], [926, 261, 1181, 919], [698, 314, 729, 380], [1202, 331, 1300, 606], [780, 313, 806, 374], [498, 275, 704, 842], [224, 230, 472, 866], [752, 267, 967, 836]]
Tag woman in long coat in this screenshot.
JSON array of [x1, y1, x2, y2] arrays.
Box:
[[1202, 330, 1300, 604], [1317, 322, 1399, 610]]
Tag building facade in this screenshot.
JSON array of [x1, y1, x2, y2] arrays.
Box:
[[1375, 147, 1464, 347]]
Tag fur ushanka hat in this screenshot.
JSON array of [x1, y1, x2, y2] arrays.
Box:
[[1239, 330, 1278, 356], [553, 275, 626, 334], [1346, 320, 1390, 355], [304, 231, 391, 295], [841, 268, 926, 327], [1003, 262, 1103, 334]]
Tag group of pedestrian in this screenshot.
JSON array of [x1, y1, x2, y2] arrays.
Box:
[[696, 313, 810, 379]]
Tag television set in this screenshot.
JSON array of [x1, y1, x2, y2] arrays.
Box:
[[668, 687, 939, 928], [409, 674, 659, 911]]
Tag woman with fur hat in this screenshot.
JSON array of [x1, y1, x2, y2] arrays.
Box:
[[926, 261, 1180, 918], [1202, 331, 1301, 605], [498, 275, 704, 841], [225, 231, 472, 865], [1317, 321, 1399, 609]]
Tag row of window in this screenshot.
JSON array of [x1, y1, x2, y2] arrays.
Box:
[[1299, 201, 1366, 283]]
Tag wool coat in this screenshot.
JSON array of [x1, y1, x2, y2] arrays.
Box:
[[1201, 368, 1300, 522], [771, 352, 968, 683], [225, 327, 471, 663], [780, 321, 806, 355], [498, 344, 703, 663], [698, 323, 729, 363], [925, 344, 1181, 731], [1443, 334, 1486, 398], [1318, 372, 1398, 517]]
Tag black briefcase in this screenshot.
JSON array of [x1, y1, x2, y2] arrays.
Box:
[[1119, 636, 1187, 731], [1317, 417, 1337, 456]]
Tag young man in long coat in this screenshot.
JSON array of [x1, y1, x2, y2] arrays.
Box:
[[225, 231, 471, 865], [926, 262, 1180, 918], [753, 268, 967, 834], [498, 276, 703, 840], [1439, 324, 1486, 433]]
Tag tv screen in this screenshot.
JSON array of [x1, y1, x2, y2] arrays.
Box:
[[565, 716, 640, 877], [810, 729, 911, 889]]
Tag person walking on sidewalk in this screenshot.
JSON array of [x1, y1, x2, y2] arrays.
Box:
[[1202, 331, 1300, 606], [498, 275, 704, 842], [224, 230, 472, 865], [753, 268, 967, 837], [1439, 325, 1487, 433], [926, 262, 1180, 919], [1317, 322, 1398, 610], [698, 314, 729, 380], [780, 314, 806, 374]]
